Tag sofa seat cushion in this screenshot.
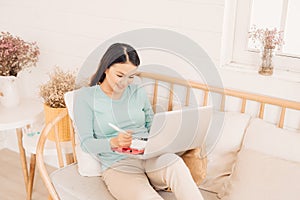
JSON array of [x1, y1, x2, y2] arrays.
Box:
[[159, 189, 218, 200], [51, 163, 218, 200], [51, 164, 114, 200]]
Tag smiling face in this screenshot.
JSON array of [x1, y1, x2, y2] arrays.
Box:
[[101, 62, 137, 97]]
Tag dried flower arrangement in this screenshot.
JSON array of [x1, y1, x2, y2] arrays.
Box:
[[0, 32, 40, 76], [40, 67, 76, 108], [249, 25, 285, 75], [248, 25, 284, 50]]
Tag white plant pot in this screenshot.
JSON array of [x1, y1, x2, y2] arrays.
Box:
[[0, 76, 20, 107]]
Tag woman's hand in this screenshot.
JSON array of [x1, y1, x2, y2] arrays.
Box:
[[110, 130, 133, 148]]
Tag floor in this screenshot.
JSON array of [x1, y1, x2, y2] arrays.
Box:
[[0, 148, 55, 200]]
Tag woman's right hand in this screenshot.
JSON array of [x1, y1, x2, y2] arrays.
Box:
[[110, 131, 133, 148]]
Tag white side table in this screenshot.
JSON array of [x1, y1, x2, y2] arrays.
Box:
[[0, 98, 43, 200]]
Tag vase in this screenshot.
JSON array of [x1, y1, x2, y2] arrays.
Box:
[[259, 48, 274, 76], [0, 76, 20, 107], [43, 104, 71, 142]]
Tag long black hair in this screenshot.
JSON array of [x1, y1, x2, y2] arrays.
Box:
[[90, 43, 140, 86]]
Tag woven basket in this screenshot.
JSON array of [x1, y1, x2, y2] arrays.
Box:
[[44, 104, 71, 142]]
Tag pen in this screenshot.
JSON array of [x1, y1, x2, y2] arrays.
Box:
[[108, 123, 148, 141], [108, 123, 129, 135]]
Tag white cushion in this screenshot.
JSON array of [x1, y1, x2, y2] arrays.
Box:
[[74, 142, 102, 176], [219, 149, 300, 200], [243, 118, 300, 162], [64, 91, 102, 177], [200, 111, 251, 193]]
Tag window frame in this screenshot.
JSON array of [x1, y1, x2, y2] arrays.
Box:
[[223, 0, 300, 73]]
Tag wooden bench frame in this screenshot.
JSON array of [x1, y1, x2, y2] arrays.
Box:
[[36, 72, 300, 200]]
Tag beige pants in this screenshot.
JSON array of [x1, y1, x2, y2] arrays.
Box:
[[102, 153, 204, 200]]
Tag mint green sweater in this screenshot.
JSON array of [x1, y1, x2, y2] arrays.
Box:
[[74, 84, 154, 171]]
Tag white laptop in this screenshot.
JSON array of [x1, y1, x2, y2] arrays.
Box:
[[113, 106, 212, 159]]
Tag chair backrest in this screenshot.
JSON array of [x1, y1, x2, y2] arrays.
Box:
[[36, 108, 70, 200], [36, 91, 101, 200], [35, 91, 79, 199]]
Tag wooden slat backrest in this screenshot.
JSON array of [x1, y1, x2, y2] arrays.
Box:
[[137, 72, 300, 128]]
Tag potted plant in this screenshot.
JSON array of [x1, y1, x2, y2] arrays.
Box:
[[0, 32, 40, 107], [40, 67, 76, 141]]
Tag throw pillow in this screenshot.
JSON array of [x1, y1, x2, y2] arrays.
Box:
[[200, 111, 251, 193], [181, 147, 207, 186], [219, 149, 300, 200], [219, 118, 300, 199], [242, 118, 300, 162], [75, 143, 102, 177]]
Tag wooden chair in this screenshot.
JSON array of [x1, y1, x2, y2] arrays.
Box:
[[36, 72, 300, 200]]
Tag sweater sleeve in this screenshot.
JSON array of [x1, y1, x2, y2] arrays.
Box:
[[73, 89, 113, 154]]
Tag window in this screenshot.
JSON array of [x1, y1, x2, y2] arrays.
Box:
[[228, 0, 300, 73]]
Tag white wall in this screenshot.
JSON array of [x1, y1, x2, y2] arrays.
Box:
[[0, 0, 225, 97], [0, 0, 299, 152], [0, 0, 225, 150]]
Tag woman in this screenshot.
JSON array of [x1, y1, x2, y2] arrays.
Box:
[[74, 43, 203, 200]]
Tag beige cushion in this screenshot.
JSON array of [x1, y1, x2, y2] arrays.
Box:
[[51, 163, 218, 200], [242, 118, 300, 162], [200, 111, 251, 193], [220, 118, 300, 199], [220, 149, 300, 200]]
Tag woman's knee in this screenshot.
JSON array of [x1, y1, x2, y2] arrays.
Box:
[[103, 169, 162, 200], [145, 153, 184, 173]]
